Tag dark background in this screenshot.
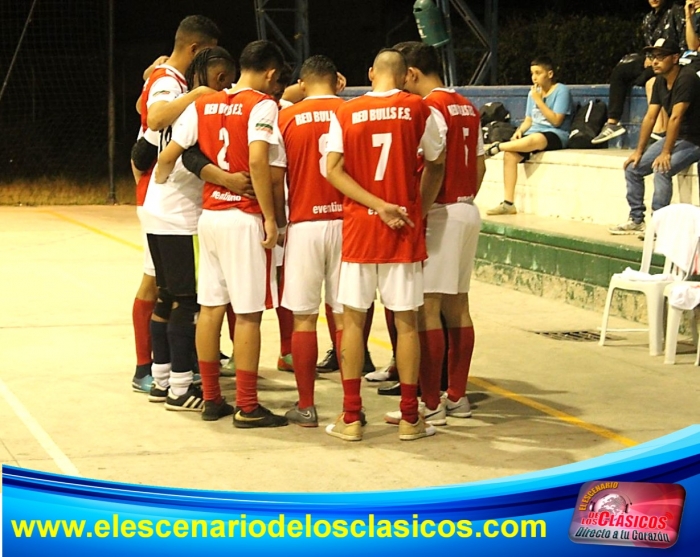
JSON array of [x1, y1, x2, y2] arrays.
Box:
[[0, 1, 680, 184]]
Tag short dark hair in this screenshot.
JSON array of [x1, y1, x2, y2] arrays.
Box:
[[372, 48, 407, 79], [277, 63, 294, 89], [239, 40, 285, 73], [175, 15, 221, 46], [393, 41, 441, 76], [185, 46, 236, 90], [299, 55, 338, 87], [530, 56, 555, 73]]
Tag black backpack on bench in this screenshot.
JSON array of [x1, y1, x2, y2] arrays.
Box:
[[480, 101, 516, 143], [568, 100, 608, 149]]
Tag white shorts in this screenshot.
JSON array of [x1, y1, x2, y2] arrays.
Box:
[[424, 202, 481, 294], [197, 209, 278, 313], [136, 206, 156, 277], [338, 261, 423, 312], [282, 220, 343, 314]]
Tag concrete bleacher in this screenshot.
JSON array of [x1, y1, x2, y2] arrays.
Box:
[[341, 85, 700, 324], [344, 84, 649, 147]]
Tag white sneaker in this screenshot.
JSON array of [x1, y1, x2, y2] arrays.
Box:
[[608, 219, 645, 236], [443, 393, 472, 418], [384, 401, 447, 426], [364, 357, 397, 382]]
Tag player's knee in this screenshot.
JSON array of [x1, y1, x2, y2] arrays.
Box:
[[170, 295, 199, 327], [153, 288, 174, 320]]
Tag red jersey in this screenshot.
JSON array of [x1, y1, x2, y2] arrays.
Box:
[[136, 66, 187, 206], [424, 88, 481, 203], [278, 96, 345, 224], [330, 90, 433, 264], [192, 88, 278, 212]]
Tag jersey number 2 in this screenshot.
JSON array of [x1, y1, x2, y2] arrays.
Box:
[[217, 128, 230, 171]]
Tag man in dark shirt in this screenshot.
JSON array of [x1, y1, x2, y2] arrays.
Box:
[[610, 38, 700, 235]]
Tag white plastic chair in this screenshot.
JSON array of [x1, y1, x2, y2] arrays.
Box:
[[663, 282, 700, 365], [599, 206, 699, 356]]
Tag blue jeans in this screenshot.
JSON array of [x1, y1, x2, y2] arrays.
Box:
[[625, 138, 700, 223]]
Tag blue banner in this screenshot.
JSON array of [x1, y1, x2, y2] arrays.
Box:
[[3, 425, 700, 555]]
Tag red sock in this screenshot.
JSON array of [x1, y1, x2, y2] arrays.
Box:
[[419, 329, 445, 409], [342, 377, 362, 424], [447, 326, 475, 402], [363, 302, 375, 346], [335, 329, 344, 378], [132, 298, 155, 366], [236, 370, 258, 413], [276, 306, 294, 356], [384, 307, 397, 356], [326, 304, 337, 350], [225, 304, 236, 342], [198, 360, 222, 403], [400, 383, 419, 424], [292, 331, 317, 408]]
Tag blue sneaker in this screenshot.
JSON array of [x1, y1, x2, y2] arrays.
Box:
[[132, 374, 153, 394], [193, 372, 202, 386]]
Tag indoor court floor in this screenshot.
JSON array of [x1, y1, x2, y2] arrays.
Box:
[[1, 206, 699, 493]]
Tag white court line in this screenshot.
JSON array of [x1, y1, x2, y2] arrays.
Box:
[[0, 378, 80, 477]]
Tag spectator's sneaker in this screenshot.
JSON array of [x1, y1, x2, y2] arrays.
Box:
[[399, 417, 436, 441], [285, 403, 319, 427], [316, 348, 339, 373], [362, 349, 376, 374], [443, 393, 472, 418], [192, 373, 202, 386], [384, 401, 447, 426], [132, 374, 153, 394], [650, 131, 666, 142], [325, 414, 363, 441], [277, 353, 294, 372], [148, 382, 169, 403], [365, 357, 398, 382], [164, 384, 204, 412], [608, 219, 645, 235], [202, 398, 234, 421], [591, 123, 626, 144], [220, 355, 236, 377], [486, 202, 517, 216], [233, 405, 288, 428]]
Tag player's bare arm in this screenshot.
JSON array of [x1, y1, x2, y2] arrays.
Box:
[[147, 86, 217, 131], [271, 166, 287, 247], [327, 152, 413, 229], [143, 55, 169, 81], [271, 166, 287, 229], [419, 150, 446, 217], [181, 145, 255, 198], [203, 167, 255, 198], [249, 140, 279, 249], [155, 140, 185, 183]]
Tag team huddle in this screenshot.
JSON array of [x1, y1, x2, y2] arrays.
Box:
[[129, 15, 485, 442]]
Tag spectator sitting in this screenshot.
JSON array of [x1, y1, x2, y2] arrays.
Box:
[[593, 0, 686, 145], [485, 56, 574, 216], [684, 0, 700, 64], [609, 38, 700, 236]]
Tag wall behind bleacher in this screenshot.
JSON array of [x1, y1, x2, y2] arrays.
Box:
[[342, 85, 648, 148]]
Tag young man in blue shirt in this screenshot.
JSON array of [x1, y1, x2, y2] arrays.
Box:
[[485, 56, 574, 216]]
